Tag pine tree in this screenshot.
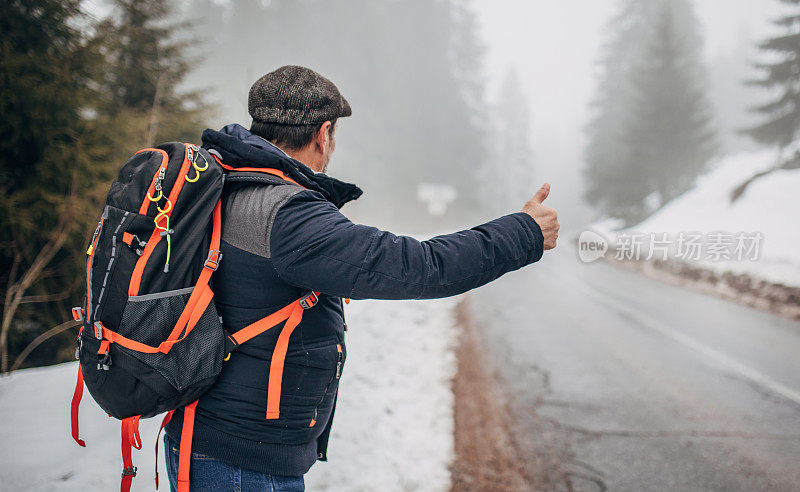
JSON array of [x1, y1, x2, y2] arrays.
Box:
[[97, 0, 210, 148], [624, 0, 716, 213], [584, 0, 661, 221], [0, 0, 117, 371], [746, 0, 800, 150], [478, 68, 535, 214], [584, 0, 716, 224], [1, 0, 212, 371]]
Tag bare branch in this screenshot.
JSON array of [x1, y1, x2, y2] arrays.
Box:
[[1, 172, 80, 373], [8, 319, 80, 374], [19, 290, 73, 304]]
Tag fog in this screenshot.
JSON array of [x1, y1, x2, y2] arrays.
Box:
[[473, 0, 786, 231], [86, 0, 789, 233]]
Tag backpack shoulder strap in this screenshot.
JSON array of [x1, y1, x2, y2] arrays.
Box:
[[93, 200, 223, 355], [224, 172, 296, 187], [209, 150, 304, 187]]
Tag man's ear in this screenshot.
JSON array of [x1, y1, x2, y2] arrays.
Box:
[[316, 121, 332, 154]]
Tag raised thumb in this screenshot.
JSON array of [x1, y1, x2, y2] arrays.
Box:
[[533, 183, 550, 203]]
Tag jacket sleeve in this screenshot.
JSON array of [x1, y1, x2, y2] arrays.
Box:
[[269, 190, 545, 300]]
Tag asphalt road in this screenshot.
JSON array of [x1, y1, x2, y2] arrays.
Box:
[[472, 246, 800, 492]]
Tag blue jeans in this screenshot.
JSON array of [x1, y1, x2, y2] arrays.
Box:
[[165, 434, 305, 491]]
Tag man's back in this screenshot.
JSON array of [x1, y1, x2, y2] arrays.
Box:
[[164, 122, 546, 477], [163, 66, 558, 491], [166, 177, 347, 477]]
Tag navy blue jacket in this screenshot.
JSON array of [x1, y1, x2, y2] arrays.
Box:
[[165, 124, 545, 476]]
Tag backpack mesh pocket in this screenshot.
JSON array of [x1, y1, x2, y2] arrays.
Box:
[[117, 287, 225, 392]]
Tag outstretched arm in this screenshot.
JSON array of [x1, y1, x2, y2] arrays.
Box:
[[269, 184, 559, 300]]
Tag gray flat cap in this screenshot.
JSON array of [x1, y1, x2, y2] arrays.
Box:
[[248, 65, 352, 125]]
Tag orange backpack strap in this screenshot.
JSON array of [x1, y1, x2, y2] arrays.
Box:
[[70, 364, 86, 447], [224, 291, 320, 419], [120, 416, 142, 492], [96, 200, 223, 355], [177, 400, 199, 492], [211, 157, 320, 419], [213, 153, 303, 187], [266, 301, 306, 419]]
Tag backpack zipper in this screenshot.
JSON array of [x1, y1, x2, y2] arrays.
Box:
[[128, 145, 194, 296], [92, 211, 130, 325], [84, 218, 104, 327]]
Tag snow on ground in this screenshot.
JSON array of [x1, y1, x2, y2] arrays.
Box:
[[592, 147, 800, 287], [0, 298, 457, 491]]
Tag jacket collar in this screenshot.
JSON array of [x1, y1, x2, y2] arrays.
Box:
[[201, 124, 363, 208]]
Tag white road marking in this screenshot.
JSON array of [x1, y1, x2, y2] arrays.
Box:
[[578, 283, 800, 407]]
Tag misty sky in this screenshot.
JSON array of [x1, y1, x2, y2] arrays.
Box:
[[81, 0, 789, 230], [472, 0, 787, 228]]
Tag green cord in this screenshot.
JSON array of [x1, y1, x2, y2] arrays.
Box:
[[155, 210, 172, 273], [163, 215, 171, 273]]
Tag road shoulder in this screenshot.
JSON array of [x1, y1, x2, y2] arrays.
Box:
[[450, 297, 538, 491]]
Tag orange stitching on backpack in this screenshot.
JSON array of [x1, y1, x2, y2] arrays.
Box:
[[129, 145, 193, 297], [136, 148, 169, 216]]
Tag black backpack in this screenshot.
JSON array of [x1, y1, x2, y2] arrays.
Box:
[[69, 142, 320, 492]]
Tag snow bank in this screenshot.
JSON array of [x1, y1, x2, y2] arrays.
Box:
[[0, 299, 457, 491], [592, 147, 800, 287], [306, 299, 456, 492]]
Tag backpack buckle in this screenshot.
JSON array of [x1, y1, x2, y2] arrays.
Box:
[[299, 292, 319, 310], [121, 466, 137, 478], [205, 250, 222, 271], [71, 307, 84, 322], [93, 321, 104, 339], [223, 334, 239, 362], [97, 351, 112, 371]]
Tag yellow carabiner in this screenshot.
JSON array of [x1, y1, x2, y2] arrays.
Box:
[[185, 167, 200, 183], [147, 187, 163, 202], [154, 210, 169, 230], [157, 198, 172, 214], [193, 154, 209, 172]]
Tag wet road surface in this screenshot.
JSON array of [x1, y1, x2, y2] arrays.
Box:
[[473, 247, 800, 491]]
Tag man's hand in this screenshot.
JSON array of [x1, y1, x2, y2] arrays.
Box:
[[522, 183, 559, 250]]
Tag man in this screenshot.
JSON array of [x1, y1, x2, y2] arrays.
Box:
[[164, 65, 559, 491]]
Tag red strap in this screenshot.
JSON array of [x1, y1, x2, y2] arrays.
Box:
[[154, 410, 174, 490], [177, 401, 198, 492], [224, 292, 320, 419], [230, 301, 296, 345], [100, 325, 163, 353], [135, 148, 170, 215], [120, 416, 141, 492], [97, 339, 110, 355], [97, 280, 210, 353], [70, 365, 85, 447], [160, 200, 222, 351], [183, 287, 215, 339], [94, 201, 223, 356], [86, 218, 104, 322], [266, 303, 305, 419], [127, 416, 143, 449], [129, 148, 191, 296]]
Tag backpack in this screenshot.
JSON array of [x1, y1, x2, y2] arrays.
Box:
[[69, 142, 321, 492]]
